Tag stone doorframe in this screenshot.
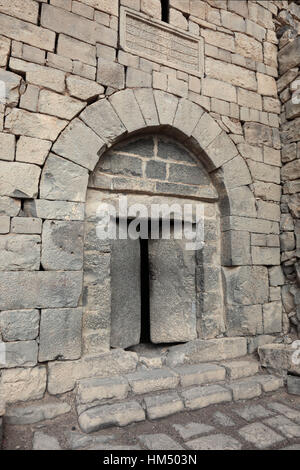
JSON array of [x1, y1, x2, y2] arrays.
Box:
[[35, 88, 255, 356]]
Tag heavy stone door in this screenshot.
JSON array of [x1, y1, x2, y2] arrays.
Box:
[[149, 237, 197, 344], [110, 238, 141, 349], [110, 230, 197, 348]]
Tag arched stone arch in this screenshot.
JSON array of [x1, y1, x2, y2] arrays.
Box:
[[34, 89, 256, 354], [38, 88, 254, 265], [39, 88, 253, 221]]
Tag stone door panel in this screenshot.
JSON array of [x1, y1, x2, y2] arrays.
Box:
[[149, 236, 197, 344], [110, 238, 141, 349]]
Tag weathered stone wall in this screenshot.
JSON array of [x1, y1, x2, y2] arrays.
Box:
[[0, 0, 288, 402], [276, 0, 300, 337]]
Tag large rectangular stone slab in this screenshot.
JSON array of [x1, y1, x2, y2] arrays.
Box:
[[166, 337, 247, 367], [0, 271, 82, 310], [41, 4, 99, 45], [120, 7, 204, 77], [149, 235, 197, 344], [24, 200, 85, 221], [0, 13, 55, 51], [5, 109, 67, 141], [110, 237, 141, 349]]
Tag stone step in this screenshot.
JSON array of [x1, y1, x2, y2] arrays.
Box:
[[75, 358, 260, 411], [77, 371, 284, 433]]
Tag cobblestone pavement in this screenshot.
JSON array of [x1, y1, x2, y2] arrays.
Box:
[[3, 390, 300, 450]]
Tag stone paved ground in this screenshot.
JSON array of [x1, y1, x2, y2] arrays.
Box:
[[2, 390, 300, 450]]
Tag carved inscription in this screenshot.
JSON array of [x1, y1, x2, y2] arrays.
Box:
[[120, 8, 204, 77]]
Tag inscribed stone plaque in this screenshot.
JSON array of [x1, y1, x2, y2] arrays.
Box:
[[120, 8, 204, 77]]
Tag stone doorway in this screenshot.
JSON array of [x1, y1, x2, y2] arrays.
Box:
[[110, 221, 198, 349], [83, 134, 223, 357]]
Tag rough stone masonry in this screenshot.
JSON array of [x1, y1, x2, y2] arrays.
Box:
[[0, 0, 299, 409]]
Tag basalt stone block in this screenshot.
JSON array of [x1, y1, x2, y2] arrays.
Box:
[[263, 302, 282, 334], [287, 376, 300, 396], [259, 344, 300, 376], [0, 271, 82, 310], [0, 234, 41, 271], [144, 391, 184, 420], [5, 108, 67, 141], [6, 402, 71, 425], [39, 308, 83, 361], [0, 309, 39, 341], [99, 151, 143, 177], [227, 305, 263, 336], [149, 237, 197, 344], [281, 118, 300, 145], [244, 122, 273, 147], [24, 200, 85, 221], [252, 246, 280, 265], [0, 366, 47, 404], [222, 230, 251, 266], [154, 90, 178, 125], [166, 337, 247, 367], [80, 99, 126, 144], [0, 341, 38, 369], [168, 162, 210, 185], [0, 197, 21, 217], [110, 238, 141, 349], [53, 118, 105, 171], [78, 401, 145, 433], [40, 154, 89, 202], [109, 89, 145, 133], [47, 350, 138, 395], [134, 89, 159, 127], [222, 266, 269, 306], [11, 217, 42, 234], [42, 220, 84, 271], [0, 161, 41, 199], [173, 99, 204, 136], [76, 376, 130, 406], [279, 37, 300, 75], [222, 186, 256, 217]]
